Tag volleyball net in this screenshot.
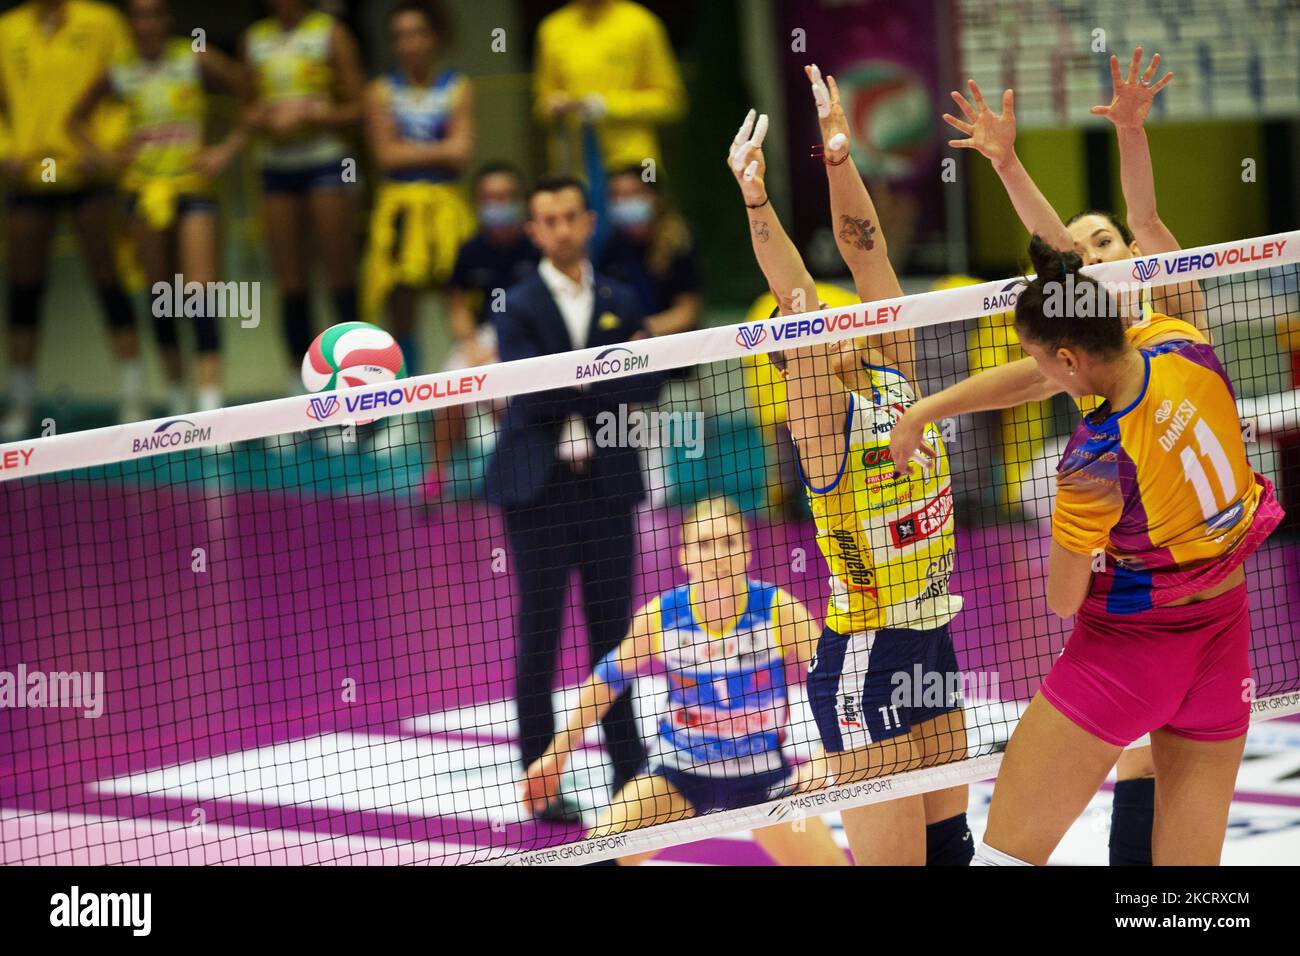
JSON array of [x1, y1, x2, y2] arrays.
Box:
[[2, 232, 1299, 866]]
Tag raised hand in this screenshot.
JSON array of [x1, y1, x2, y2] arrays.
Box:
[[727, 108, 770, 205], [1091, 47, 1173, 129], [943, 80, 1017, 168], [806, 64, 850, 162]]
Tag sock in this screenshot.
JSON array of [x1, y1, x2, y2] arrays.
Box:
[[196, 385, 223, 413], [120, 360, 145, 402], [8, 367, 35, 410], [926, 812, 974, 866], [331, 287, 358, 325], [971, 841, 1032, 866], [1109, 777, 1155, 866], [167, 383, 189, 415]]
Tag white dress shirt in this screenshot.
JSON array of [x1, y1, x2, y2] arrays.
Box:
[[538, 258, 595, 350], [538, 258, 597, 468]]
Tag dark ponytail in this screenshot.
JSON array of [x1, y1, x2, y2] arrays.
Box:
[[1013, 234, 1126, 357]]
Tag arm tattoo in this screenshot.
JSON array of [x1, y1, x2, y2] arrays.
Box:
[[751, 219, 770, 243], [838, 214, 876, 251]]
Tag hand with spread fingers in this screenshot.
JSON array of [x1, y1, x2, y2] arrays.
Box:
[[805, 64, 850, 163], [1091, 46, 1173, 130], [943, 79, 1017, 169], [727, 108, 770, 206]]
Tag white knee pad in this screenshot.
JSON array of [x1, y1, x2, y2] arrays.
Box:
[[971, 841, 1033, 866]]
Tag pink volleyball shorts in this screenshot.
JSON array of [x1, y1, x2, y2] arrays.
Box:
[[1040, 583, 1252, 747]]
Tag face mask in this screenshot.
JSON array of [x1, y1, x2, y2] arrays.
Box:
[[478, 201, 523, 229], [607, 197, 654, 229]]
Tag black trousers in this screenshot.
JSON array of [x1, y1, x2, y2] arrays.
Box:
[[503, 468, 646, 792]]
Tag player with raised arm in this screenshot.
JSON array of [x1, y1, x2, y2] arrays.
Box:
[[894, 48, 1211, 865], [520, 497, 847, 867], [729, 85, 970, 866], [970, 238, 1282, 866]]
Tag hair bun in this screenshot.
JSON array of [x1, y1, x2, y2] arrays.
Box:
[[1027, 234, 1082, 283]]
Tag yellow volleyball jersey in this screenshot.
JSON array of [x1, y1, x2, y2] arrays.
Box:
[[110, 39, 204, 180], [803, 368, 963, 633], [245, 11, 343, 169], [740, 282, 861, 429], [0, 0, 133, 189], [1054, 329, 1283, 613]]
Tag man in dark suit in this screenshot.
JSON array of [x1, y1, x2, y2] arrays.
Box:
[[485, 175, 663, 820]]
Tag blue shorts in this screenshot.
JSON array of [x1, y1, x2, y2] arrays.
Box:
[[8, 186, 112, 212], [807, 622, 962, 752], [125, 193, 216, 220], [260, 162, 350, 195], [651, 763, 792, 815]]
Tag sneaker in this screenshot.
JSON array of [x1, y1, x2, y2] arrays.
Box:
[[0, 405, 31, 443], [119, 396, 150, 425]]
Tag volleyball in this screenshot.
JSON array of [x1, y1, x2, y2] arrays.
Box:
[[301, 321, 406, 394]]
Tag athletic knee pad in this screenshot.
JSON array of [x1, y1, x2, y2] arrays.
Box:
[[194, 313, 220, 355], [331, 287, 358, 325], [8, 282, 45, 328], [1109, 777, 1155, 867], [152, 312, 180, 349], [926, 812, 974, 866], [97, 284, 135, 330], [282, 292, 313, 360], [971, 841, 1032, 866]]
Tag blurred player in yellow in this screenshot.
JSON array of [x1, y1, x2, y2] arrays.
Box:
[[0, 0, 144, 437], [242, 0, 364, 387], [521, 497, 847, 866], [533, 0, 685, 172], [69, 0, 250, 414]]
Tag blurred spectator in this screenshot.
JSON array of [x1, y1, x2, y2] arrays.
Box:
[[533, 0, 685, 173], [243, 0, 365, 391], [69, 0, 251, 416], [423, 161, 539, 502], [597, 165, 700, 507], [597, 165, 700, 337], [361, 0, 474, 373], [0, 0, 142, 438]]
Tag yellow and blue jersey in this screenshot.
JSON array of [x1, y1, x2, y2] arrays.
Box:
[[245, 10, 343, 170], [109, 39, 205, 181], [376, 68, 462, 184], [1054, 314, 1285, 613], [800, 368, 964, 634], [649, 580, 790, 778]]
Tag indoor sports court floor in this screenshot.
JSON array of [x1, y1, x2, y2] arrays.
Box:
[[2, 464, 1297, 865]]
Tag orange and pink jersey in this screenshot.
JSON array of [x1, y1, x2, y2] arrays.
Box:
[[1053, 315, 1284, 614]]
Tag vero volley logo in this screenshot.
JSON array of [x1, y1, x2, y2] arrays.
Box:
[[307, 395, 340, 422], [1132, 257, 1160, 282], [736, 323, 768, 350]]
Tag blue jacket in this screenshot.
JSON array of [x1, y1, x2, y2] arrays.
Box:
[[484, 269, 666, 508]]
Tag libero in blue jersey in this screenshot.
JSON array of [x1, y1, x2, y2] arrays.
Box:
[[520, 498, 846, 866]]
